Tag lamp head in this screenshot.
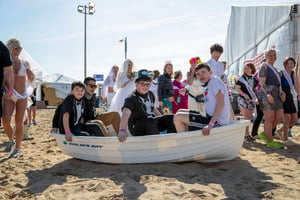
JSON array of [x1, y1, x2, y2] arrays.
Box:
[[88, 3, 96, 8], [88, 9, 95, 15], [77, 5, 84, 12]]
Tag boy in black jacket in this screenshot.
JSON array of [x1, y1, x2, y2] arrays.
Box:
[[59, 81, 86, 141], [58, 81, 105, 141]]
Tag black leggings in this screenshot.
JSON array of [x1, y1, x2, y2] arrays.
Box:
[[251, 104, 264, 137]]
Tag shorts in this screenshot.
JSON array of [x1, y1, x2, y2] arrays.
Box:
[[257, 86, 283, 111], [188, 110, 212, 131], [238, 96, 255, 110]]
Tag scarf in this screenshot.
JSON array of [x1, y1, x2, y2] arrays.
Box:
[[237, 76, 257, 101], [265, 63, 282, 95], [281, 69, 298, 111]]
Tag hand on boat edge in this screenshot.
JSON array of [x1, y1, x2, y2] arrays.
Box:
[[118, 131, 128, 142], [202, 126, 211, 136], [65, 132, 74, 142]]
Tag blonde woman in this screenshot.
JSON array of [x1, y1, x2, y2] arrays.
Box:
[[3, 38, 35, 158], [257, 48, 285, 148], [157, 62, 175, 113]]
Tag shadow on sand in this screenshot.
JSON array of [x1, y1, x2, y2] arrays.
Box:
[[243, 138, 300, 161], [25, 158, 276, 199]]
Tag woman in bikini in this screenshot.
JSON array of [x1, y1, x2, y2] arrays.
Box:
[[3, 38, 35, 158]]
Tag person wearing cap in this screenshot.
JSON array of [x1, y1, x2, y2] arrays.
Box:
[[118, 69, 176, 142]]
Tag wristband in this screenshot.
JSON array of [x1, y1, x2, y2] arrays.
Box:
[[119, 129, 126, 133], [7, 90, 13, 94], [65, 130, 71, 134], [208, 122, 214, 127], [240, 92, 244, 96]]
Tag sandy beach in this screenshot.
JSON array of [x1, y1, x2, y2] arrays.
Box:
[[0, 108, 299, 200]]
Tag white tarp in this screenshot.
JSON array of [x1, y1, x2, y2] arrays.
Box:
[[20, 49, 49, 81], [223, 4, 298, 75], [37, 73, 77, 100]]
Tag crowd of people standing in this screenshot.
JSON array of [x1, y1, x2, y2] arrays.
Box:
[[1, 39, 300, 159]]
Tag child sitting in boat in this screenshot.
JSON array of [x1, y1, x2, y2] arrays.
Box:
[[58, 81, 104, 142], [173, 63, 230, 136], [118, 69, 176, 142]]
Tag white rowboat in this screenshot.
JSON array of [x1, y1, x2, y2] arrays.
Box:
[[51, 120, 250, 164]]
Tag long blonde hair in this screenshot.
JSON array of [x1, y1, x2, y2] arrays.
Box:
[[6, 38, 20, 48]]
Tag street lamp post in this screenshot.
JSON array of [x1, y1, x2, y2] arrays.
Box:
[[119, 37, 127, 60], [124, 37, 127, 60], [77, 3, 96, 79]]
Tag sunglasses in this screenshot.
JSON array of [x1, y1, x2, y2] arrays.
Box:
[[88, 84, 97, 88], [13, 45, 22, 50], [139, 82, 151, 87]]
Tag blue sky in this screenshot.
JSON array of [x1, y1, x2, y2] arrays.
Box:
[[1, 0, 295, 81]]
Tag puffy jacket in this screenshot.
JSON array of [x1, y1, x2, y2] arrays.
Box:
[[157, 72, 174, 101]]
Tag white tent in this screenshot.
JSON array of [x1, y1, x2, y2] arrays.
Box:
[[20, 49, 49, 81], [223, 3, 300, 75], [37, 73, 77, 103], [19, 48, 78, 105]]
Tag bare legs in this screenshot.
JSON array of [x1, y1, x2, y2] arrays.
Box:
[[280, 113, 298, 141], [2, 98, 27, 150], [173, 109, 190, 132], [28, 105, 37, 125], [2, 100, 15, 142], [239, 107, 253, 136], [263, 109, 283, 142]]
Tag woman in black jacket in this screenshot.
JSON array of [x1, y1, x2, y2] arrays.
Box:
[[157, 62, 175, 113]]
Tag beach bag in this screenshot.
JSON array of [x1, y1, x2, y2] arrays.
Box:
[[188, 93, 205, 103]]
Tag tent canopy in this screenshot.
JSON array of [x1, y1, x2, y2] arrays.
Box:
[[37, 73, 78, 102], [223, 3, 297, 75], [42, 73, 77, 83]]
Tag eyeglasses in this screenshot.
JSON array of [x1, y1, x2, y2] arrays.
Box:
[[138, 82, 151, 87], [87, 84, 97, 88]]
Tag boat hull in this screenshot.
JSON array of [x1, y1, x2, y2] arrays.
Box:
[[51, 120, 250, 164]]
